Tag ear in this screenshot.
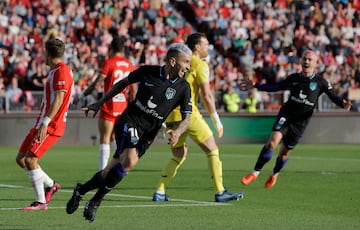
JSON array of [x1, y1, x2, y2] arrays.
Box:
[[169, 57, 176, 67]]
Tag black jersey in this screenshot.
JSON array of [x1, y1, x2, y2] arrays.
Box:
[[255, 73, 344, 120], [121, 65, 192, 138]]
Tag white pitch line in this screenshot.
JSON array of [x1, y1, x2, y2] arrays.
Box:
[[0, 184, 231, 211], [0, 203, 228, 211], [211, 153, 360, 162]]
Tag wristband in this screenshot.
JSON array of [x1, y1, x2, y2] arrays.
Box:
[[42, 116, 51, 126], [210, 112, 221, 127]]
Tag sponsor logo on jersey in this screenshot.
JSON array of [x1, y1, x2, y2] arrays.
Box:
[[165, 87, 176, 100], [147, 96, 157, 109], [299, 90, 307, 99], [290, 90, 315, 106], [135, 99, 164, 120]]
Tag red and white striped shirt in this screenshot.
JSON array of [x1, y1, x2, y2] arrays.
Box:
[[100, 56, 134, 117], [35, 62, 74, 136]]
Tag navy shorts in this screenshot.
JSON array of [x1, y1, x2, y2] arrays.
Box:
[[272, 115, 310, 149], [113, 118, 153, 159]]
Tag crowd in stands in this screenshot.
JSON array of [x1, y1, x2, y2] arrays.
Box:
[[1, 0, 360, 113]]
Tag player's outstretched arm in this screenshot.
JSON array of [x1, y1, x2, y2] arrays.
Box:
[[81, 77, 130, 117], [73, 74, 105, 105]]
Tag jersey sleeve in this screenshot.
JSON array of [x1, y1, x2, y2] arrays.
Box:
[[255, 74, 294, 92], [321, 78, 344, 108], [179, 81, 192, 118], [53, 66, 73, 92], [127, 66, 145, 84]]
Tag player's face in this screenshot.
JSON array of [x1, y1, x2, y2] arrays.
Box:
[[301, 51, 318, 77], [174, 52, 191, 78], [198, 37, 209, 59]]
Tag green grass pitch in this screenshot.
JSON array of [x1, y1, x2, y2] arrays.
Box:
[[0, 144, 359, 230]]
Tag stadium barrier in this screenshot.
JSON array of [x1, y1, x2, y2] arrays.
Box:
[[2, 91, 358, 114], [0, 112, 359, 146]]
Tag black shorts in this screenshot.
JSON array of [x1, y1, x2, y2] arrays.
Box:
[[113, 118, 154, 159], [272, 115, 310, 149]]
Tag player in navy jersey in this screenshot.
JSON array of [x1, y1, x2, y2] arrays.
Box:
[[66, 43, 192, 222], [240, 50, 352, 189]]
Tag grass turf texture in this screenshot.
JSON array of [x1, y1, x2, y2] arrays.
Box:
[[0, 144, 359, 230]]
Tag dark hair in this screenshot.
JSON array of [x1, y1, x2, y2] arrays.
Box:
[[45, 38, 65, 58], [185, 32, 207, 51], [111, 36, 126, 52]]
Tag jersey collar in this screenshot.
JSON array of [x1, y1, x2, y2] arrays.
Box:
[[302, 72, 316, 80]]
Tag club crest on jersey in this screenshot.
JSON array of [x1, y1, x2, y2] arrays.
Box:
[[309, 82, 317, 91], [165, 87, 176, 100]]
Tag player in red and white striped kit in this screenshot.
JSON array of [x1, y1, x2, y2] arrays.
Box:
[[73, 36, 136, 170], [16, 38, 74, 210]]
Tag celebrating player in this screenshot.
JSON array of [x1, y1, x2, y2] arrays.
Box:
[[66, 43, 192, 222], [240, 50, 352, 189], [16, 38, 74, 210], [152, 32, 243, 203]]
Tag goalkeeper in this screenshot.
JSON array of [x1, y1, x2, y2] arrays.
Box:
[[152, 33, 243, 202]]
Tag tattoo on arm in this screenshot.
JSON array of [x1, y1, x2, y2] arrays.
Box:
[[176, 113, 190, 135]]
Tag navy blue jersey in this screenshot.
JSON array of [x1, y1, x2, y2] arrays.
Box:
[[255, 73, 344, 121], [120, 65, 192, 140]]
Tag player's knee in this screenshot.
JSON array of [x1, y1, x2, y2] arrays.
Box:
[[112, 163, 127, 178], [265, 141, 278, 150], [15, 154, 25, 168]]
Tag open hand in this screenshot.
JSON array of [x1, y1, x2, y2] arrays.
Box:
[[239, 79, 254, 91], [81, 102, 102, 118]]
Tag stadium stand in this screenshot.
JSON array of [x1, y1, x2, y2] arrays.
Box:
[[0, 0, 360, 113]]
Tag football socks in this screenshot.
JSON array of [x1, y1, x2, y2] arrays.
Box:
[[91, 163, 127, 201], [78, 171, 104, 195], [157, 156, 186, 191], [273, 156, 289, 174], [254, 146, 274, 171], [27, 167, 46, 203], [207, 149, 225, 193], [99, 144, 110, 170]]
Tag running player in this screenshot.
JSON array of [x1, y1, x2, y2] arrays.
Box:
[[16, 38, 74, 210], [240, 50, 352, 188], [152, 33, 243, 203], [73, 36, 136, 170], [66, 43, 192, 222]]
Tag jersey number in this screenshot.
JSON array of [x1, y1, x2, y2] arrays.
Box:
[[113, 70, 130, 102]]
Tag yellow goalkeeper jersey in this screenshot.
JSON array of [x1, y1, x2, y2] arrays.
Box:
[[166, 55, 209, 122]]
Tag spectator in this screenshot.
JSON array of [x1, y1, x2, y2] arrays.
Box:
[[223, 83, 241, 113], [243, 89, 258, 113], [6, 76, 23, 111], [0, 0, 359, 113]]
